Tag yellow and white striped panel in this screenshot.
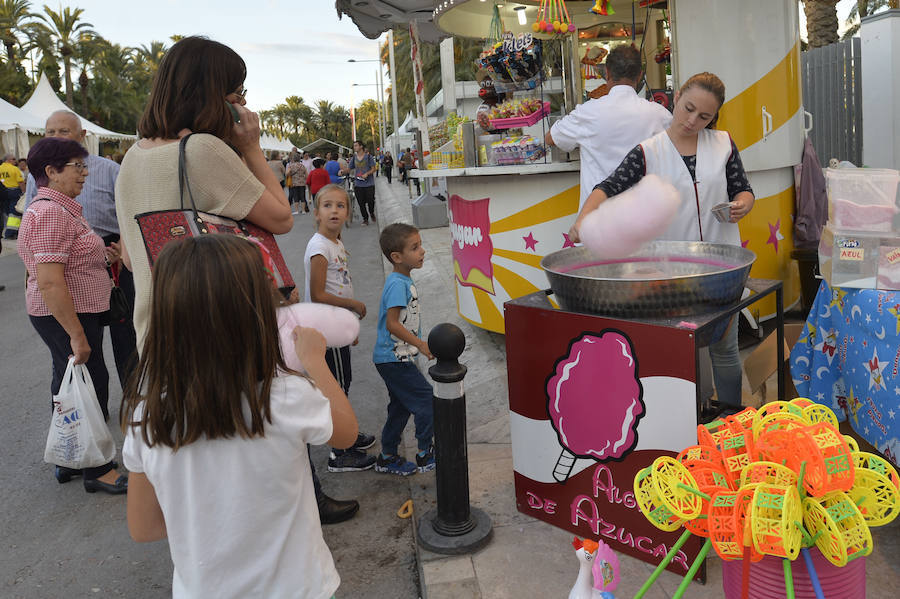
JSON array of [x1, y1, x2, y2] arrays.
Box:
[[672, 0, 803, 171], [673, 0, 803, 318], [450, 173, 580, 333]]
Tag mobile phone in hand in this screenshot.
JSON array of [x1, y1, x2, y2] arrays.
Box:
[[225, 101, 240, 123]]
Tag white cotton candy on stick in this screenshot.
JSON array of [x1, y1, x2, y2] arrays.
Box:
[[277, 303, 360, 372], [579, 174, 682, 259]]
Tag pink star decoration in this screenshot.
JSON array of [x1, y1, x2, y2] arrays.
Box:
[[562, 233, 575, 249], [766, 219, 784, 254], [523, 232, 538, 251], [741, 238, 750, 248]]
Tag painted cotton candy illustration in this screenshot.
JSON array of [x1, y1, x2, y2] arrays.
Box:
[[546, 331, 644, 483]]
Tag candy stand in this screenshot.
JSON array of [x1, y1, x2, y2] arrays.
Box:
[[505, 235, 789, 578], [415, 0, 804, 333]]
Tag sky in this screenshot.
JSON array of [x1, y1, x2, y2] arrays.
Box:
[[67, 0, 387, 112], [62, 0, 860, 113]]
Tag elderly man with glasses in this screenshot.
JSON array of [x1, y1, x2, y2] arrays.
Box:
[[25, 110, 138, 393]]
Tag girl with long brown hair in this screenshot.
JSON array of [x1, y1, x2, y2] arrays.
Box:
[[122, 235, 357, 598]]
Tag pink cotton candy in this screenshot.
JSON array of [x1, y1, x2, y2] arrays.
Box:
[[579, 174, 681, 259], [831, 198, 898, 232], [277, 303, 360, 372], [546, 332, 644, 459]]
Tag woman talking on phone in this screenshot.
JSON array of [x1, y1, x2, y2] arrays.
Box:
[[115, 36, 292, 351], [570, 72, 755, 411]]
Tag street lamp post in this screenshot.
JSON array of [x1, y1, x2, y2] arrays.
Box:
[[348, 53, 387, 152], [351, 82, 384, 150]]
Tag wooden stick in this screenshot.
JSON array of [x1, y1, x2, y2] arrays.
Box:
[[633, 529, 692, 599]]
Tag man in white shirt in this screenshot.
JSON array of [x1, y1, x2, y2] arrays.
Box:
[[545, 45, 672, 210]]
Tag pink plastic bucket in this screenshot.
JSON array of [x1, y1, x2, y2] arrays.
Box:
[[721, 548, 866, 599]]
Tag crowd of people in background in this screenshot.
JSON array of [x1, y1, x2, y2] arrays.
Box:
[[1, 35, 433, 599]]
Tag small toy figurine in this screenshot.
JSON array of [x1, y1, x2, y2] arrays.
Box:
[[569, 537, 623, 599], [569, 537, 599, 599]]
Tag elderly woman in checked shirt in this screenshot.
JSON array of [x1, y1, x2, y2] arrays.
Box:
[[18, 137, 127, 495]]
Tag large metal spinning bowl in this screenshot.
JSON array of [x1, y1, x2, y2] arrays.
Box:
[[541, 241, 757, 318]]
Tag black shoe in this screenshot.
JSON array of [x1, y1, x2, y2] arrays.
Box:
[[327, 449, 376, 472], [351, 432, 376, 451], [318, 494, 359, 525], [55, 466, 82, 484], [83, 474, 128, 495]]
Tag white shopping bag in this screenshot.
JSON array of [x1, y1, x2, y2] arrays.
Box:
[[44, 357, 116, 469]]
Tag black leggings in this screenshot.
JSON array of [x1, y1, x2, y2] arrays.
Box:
[[354, 185, 376, 222], [288, 186, 308, 211]]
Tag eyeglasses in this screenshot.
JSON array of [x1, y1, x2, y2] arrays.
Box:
[[234, 87, 248, 99], [65, 161, 88, 172]]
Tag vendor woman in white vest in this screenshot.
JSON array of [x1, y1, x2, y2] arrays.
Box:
[[570, 72, 755, 409]]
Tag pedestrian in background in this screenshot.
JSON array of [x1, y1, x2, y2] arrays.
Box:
[[267, 151, 286, 188], [347, 140, 378, 226], [1, 153, 25, 239], [286, 150, 309, 214], [306, 157, 330, 200], [382, 150, 394, 184]]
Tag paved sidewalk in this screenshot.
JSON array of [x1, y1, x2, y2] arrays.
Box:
[[373, 176, 899, 599]]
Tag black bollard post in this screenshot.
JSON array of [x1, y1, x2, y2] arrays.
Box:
[[416, 323, 493, 554]]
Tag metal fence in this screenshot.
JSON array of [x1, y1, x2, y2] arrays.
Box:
[[801, 37, 863, 166]]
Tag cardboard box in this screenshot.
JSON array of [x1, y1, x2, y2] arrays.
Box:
[[742, 323, 805, 405]]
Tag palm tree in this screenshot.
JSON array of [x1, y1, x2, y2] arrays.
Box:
[[355, 98, 381, 150], [36, 4, 94, 107], [87, 40, 140, 130], [314, 100, 339, 141], [803, 0, 840, 48], [74, 31, 103, 115], [282, 95, 314, 145], [21, 22, 59, 87], [0, 0, 35, 62]]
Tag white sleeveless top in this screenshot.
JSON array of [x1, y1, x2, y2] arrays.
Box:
[[641, 128, 741, 246]]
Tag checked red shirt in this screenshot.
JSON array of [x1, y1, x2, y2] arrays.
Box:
[[18, 187, 111, 317]]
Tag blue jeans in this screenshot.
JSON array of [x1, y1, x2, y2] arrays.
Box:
[[375, 361, 434, 455], [709, 316, 741, 407]]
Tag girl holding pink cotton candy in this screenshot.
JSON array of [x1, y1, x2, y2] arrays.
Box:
[[570, 72, 755, 409]]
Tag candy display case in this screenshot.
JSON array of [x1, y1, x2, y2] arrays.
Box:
[[825, 168, 900, 233]]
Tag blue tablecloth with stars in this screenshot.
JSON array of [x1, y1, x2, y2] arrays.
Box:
[[790, 281, 900, 468]]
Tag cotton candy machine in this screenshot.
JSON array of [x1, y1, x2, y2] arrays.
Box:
[[541, 241, 756, 318]]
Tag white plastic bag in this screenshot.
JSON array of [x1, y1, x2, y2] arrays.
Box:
[[44, 357, 116, 469]]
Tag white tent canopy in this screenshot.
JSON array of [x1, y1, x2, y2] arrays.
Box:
[[259, 133, 295, 154], [0, 97, 46, 158], [0, 97, 45, 133], [20, 73, 135, 154]]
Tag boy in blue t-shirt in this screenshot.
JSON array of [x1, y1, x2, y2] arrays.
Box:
[[372, 223, 435, 476]]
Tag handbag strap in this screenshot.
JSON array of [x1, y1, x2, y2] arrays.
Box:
[[178, 134, 210, 233], [177, 134, 253, 238]]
